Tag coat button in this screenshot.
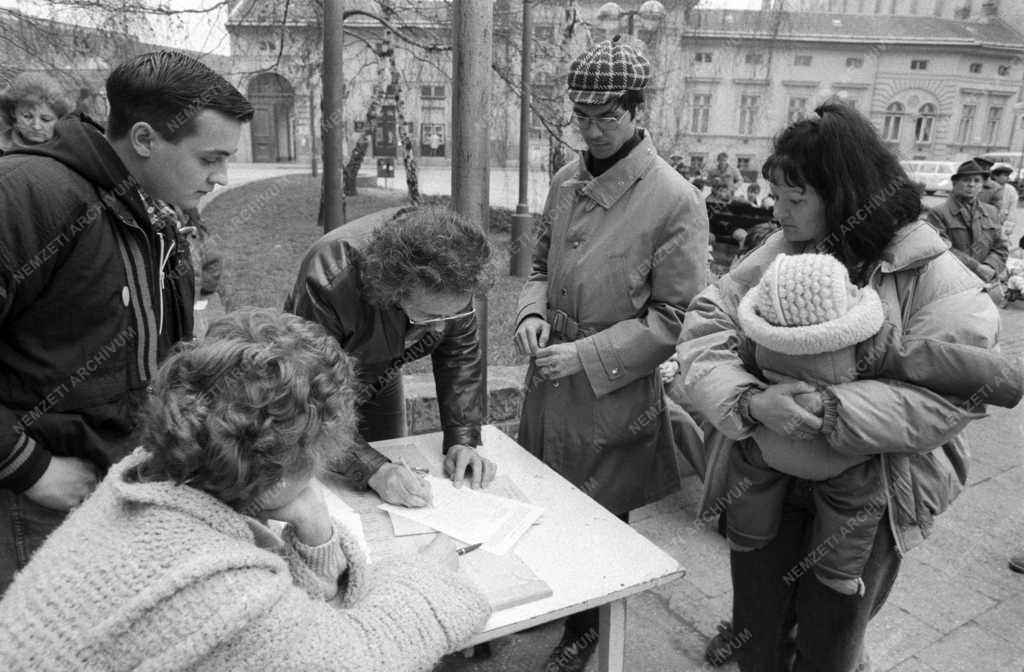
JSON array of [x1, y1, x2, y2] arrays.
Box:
[[122, 286, 130, 307], [572, 241, 580, 248]]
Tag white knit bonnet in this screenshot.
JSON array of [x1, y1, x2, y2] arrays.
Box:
[[737, 253, 885, 355]]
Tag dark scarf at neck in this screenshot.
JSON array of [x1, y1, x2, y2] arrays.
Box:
[[953, 193, 978, 208], [585, 129, 643, 178]]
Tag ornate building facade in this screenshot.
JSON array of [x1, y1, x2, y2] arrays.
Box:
[[223, 0, 1024, 175]]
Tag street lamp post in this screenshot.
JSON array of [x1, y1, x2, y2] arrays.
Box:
[[452, 0, 493, 410], [596, 1, 666, 40], [322, 0, 346, 231], [510, 0, 532, 278]]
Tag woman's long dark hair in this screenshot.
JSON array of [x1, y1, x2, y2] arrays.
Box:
[[761, 102, 922, 281]]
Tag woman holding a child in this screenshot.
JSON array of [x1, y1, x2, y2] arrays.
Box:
[[676, 104, 1022, 670]]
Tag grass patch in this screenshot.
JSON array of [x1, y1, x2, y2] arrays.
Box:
[[201, 176, 530, 370]]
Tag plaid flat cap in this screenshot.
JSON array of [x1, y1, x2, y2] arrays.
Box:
[[567, 36, 651, 105]]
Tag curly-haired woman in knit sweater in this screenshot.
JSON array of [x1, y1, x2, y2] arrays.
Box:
[[0, 308, 490, 672]]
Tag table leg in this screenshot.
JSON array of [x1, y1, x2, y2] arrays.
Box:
[[597, 599, 627, 672]]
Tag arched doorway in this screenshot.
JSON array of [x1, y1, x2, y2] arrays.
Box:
[[247, 73, 295, 162]]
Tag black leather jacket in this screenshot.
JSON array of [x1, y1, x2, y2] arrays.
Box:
[[285, 212, 484, 488]]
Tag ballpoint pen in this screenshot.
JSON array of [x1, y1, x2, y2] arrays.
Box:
[[455, 542, 483, 556], [399, 456, 429, 476]]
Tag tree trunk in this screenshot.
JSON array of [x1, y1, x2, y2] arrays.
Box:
[[387, 41, 420, 205], [342, 131, 372, 196], [548, 1, 577, 176]]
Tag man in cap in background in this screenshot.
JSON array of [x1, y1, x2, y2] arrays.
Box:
[[513, 36, 708, 672], [987, 162, 1020, 240], [927, 159, 1008, 300]]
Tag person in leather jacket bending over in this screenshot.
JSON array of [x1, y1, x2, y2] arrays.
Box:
[[286, 206, 497, 506]]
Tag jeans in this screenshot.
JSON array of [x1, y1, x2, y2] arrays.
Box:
[[731, 479, 901, 672], [0, 489, 68, 595]]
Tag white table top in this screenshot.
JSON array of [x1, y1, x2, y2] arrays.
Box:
[[328, 425, 685, 642]]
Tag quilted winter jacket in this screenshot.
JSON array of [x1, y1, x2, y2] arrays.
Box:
[[676, 221, 1023, 554]]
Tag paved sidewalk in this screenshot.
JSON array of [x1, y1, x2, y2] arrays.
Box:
[[200, 160, 551, 215]]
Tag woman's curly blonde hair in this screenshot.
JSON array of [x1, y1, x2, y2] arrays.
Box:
[[0, 72, 71, 126], [130, 308, 358, 513]]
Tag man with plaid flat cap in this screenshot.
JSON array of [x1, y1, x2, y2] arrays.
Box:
[[514, 36, 708, 672]]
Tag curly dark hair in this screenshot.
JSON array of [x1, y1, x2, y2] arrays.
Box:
[[0, 72, 72, 126], [358, 206, 493, 305], [128, 308, 358, 513], [761, 102, 922, 279]]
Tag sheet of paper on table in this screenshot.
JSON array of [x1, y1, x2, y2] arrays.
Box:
[[387, 474, 539, 537], [358, 508, 553, 610], [380, 476, 544, 555]]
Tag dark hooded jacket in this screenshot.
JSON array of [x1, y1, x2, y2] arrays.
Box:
[[0, 115, 194, 492]]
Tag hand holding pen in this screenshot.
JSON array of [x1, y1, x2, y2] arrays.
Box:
[[398, 457, 433, 507], [367, 458, 433, 508]]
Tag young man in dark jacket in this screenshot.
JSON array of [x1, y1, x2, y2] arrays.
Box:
[[0, 51, 252, 592]]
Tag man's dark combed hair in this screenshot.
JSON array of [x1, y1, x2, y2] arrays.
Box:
[[359, 206, 494, 305], [106, 50, 254, 142], [617, 89, 645, 119], [762, 102, 922, 277]]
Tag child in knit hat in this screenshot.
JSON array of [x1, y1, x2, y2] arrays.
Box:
[[731, 252, 1016, 595]]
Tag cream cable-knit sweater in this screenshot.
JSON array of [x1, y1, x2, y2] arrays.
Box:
[[0, 449, 491, 671]]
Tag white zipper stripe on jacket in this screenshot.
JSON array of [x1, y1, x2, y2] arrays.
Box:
[[156, 229, 176, 336], [112, 223, 155, 381]]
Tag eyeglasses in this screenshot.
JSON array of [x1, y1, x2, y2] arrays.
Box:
[[405, 304, 476, 326], [571, 109, 628, 131]]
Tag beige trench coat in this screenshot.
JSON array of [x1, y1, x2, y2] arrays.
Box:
[[516, 132, 709, 514]]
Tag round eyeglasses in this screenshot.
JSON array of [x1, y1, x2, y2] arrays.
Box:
[[405, 304, 476, 326], [571, 108, 628, 131]]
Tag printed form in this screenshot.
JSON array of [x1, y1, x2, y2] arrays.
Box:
[[380, 476, 544, 555]]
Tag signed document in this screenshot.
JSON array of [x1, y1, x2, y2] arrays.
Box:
[[380, 476, 544, 555]]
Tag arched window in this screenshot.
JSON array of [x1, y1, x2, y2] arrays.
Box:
[[914, 103, 936, 143], [882, 102, 904, 142]]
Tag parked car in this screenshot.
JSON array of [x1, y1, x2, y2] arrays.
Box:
[[900, 160, 959, 195], [976, 152, 1020, 169]]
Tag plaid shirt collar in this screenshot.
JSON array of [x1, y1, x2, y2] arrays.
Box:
[[137, 189, 183, 234]]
